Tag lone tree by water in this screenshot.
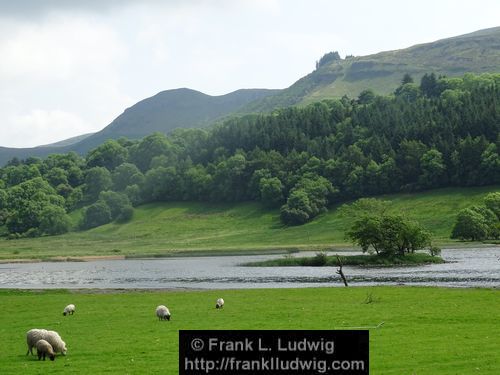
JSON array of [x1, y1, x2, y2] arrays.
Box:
[[347, 213, 433, 256]]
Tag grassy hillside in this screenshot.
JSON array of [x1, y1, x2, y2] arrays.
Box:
[[0, 186, 497, 261], [1, 287, 499, 374], [243, 26, 500, 111]]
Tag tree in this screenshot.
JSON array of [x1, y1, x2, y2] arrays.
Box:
[[420, 73, 439, 97], [129, 133, 177, 172], [347, 213, 432, 256], [81, 201, 112, 229], [99, 191, 131, 220], [280, 189, 312, 225], [401, 73, 414, 85], [112, 163, 144, 191], [451, 207, 490, 241], [84, 167, 112, 202], [316, 51, 340, 69], [357, 89, 376, 105], [86, 140, 128, 171], [124, 184, 143, 207], [4, 177, 65, 235], [259, 177, 284, 207], [419, 148, 446, 188], [39, 205, 71, 235], [484, 192, 500, 219]]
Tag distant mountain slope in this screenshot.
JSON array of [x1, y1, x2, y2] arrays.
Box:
[[38, 133, 94, 148], [243, 26, 500, 112], [0, 88, 278, 165], [2, 26, 500, 165]]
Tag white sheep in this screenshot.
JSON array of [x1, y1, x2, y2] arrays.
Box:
[[26, 329, 67, 356], [216, 298, 224, 309], [63, 304, 76, 316], [156, 305, 171, 321], [36, 339, 55, 361]]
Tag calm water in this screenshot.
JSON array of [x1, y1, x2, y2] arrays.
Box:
[[0, 247, 498, 289]]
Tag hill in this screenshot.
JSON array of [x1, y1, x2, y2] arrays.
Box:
[[37, 133, 94, 148], [0, 88, 278, 165], [0, 186, 496, 260], [243, 26, 500, 112]]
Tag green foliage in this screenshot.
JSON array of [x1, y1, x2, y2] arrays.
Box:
[[4, 177, 65, 235], [83, 167, 112, 202], [451, 192, 500, 241], [0, 72, 499, 230], [0, 187, 496, 259], [347, 213, 432, 256], [112, 162, 144, 191], [280, 175, 335, 225], [38, 205, 71, 235], [85, 139, 128, 170], [124, 184, 143, 206], [357, 89, 376, 104], [451, 207, 491, 241], [81, 201, 112, 229], [484, 192, 500, 219], [98, 191, 131, 220], [315, 51, 341, 69], [130, 133, 177, 172], [259, 177, 284, 207], [247, 252, 444, 267], [280, 189, 312, 225]]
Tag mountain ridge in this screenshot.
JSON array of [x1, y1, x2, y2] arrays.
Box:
[[1, 26, 500, 165], [241, 26, 500, 112]]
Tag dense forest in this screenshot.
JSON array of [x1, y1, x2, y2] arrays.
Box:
[[0, 73, 499, 237]]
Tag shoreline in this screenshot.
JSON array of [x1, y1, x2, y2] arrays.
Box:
[[0, 242, 496, 264]]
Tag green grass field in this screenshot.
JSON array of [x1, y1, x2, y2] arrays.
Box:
[[0, 287, 498, 374], [0, 186, 497, 260]]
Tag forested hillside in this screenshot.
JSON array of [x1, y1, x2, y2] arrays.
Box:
[[0, 73, 499, 238]]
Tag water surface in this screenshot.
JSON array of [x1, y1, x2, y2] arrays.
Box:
[[0, 247, 498, 289]]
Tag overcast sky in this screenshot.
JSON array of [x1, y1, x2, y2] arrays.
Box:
[[1, 0, 499, 148]]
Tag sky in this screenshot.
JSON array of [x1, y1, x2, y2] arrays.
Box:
[[0, 0, 499, 148]]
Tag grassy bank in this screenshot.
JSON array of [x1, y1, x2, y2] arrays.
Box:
[[0, 186, 497, 260], [0, 287, 498, 374], [244, 252, 445, 267]]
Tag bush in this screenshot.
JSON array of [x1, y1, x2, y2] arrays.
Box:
[[81, 201, 112, 229], [99, 191, 131, 220], [39, 205, 71, 235]]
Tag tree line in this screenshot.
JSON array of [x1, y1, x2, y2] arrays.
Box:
[[0, 72, 499, 237]]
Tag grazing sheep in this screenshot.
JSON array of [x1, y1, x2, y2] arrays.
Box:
[[156, 305, 171, 321], [36, 339, 55, 361], [26, 329, 67, 356], [63, 304, 75, 316], [216, 298, 224, 309]]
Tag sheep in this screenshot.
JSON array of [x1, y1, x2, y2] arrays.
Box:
[[156, 305, 171, 321], [63, 304, 75, 316], [26, 329, 67, 356], [215, 298, 224, 309], [36, 339, 55, 361]]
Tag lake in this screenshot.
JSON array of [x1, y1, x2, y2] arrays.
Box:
[[0, 247, 498, 289]]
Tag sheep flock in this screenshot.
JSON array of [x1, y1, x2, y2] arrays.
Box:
[[24, 298, 225, 363]]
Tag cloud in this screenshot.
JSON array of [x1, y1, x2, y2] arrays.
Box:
[[0, 0, 142, 19], [0, 13, 134, 148], [4, 109, 96, 148]]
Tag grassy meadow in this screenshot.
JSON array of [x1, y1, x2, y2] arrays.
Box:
[[0, 287, 498, 374], [0, 186, 497, 260]]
